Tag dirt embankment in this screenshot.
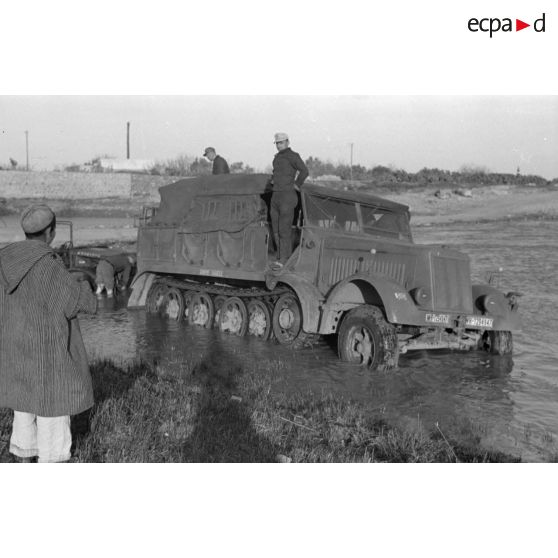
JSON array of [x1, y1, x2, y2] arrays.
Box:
[[383, 184, 558, 226]]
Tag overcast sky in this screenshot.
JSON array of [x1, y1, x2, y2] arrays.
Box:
[[1, 95, 556, 178]]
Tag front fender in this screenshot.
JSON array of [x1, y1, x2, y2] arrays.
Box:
[[319, 273, 417, 334], [128, 271, 157, 308], [471, 283, 522, 332], [266, 273, 323, 332]]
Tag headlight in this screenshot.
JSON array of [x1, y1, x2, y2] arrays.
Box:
[[410, 286, 431, 305]]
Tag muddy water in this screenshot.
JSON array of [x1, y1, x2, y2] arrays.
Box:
[[80, 219, 558, 461]]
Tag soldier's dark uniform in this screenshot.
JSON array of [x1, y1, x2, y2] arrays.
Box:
[[212, 155, 230, 175], [269, 147, 309, 263]]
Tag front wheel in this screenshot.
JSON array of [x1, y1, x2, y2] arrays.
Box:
[[479, 330, 513, 355], [337, 306, 399, 371]]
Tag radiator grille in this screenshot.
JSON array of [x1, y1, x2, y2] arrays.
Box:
[[432, 255, 472, 311]]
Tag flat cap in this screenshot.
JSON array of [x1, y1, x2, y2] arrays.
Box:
[[20, 204, 55, 234], [203, 147, 216, 156], [274, 132, 289, 143]]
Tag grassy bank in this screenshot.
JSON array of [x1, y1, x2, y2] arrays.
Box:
[[0, 354, 520, 463]]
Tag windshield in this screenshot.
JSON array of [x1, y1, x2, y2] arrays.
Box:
[[360, 204, 411, 240], [305, 195, 360, 232], [304, 194, 412, 240]]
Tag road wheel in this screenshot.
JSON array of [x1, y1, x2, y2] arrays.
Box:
[[479, 330, 513, 355], [247, 299, 273, 340], [337, 305, 399, 371], [161, 287, 185, 321], [272, 292, 306, 346], [213, 295, 227, 327], [146, 283, 167, 314], [218, 297, 248, 336], [188, 292, 215, 328]]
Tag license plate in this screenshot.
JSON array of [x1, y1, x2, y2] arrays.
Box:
[[425, 313, 450, 324], [199, 268, 224, 277], [465, 316, 494, 328]]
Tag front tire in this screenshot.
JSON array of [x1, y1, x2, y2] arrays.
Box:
[[338, 305, 399, 371], [479, 330, 513, 355]]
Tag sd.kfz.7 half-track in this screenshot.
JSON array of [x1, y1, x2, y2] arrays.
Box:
[[128, 174, 521, 371]]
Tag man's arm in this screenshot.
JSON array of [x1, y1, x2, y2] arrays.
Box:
[[293, 153, 309, 187], [39, 255, 97, 319]]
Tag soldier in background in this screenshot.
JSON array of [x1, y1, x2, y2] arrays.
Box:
[[203, 147, 230, 175], [95, 254, 136, 297]]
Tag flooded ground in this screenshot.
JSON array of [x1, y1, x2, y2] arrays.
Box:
[[80, 218, 558, 461]]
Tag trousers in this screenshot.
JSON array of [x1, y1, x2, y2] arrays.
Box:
[[270, 190, 298, 263], [96, 260, 131, 291], [10, 411, 72, 463]]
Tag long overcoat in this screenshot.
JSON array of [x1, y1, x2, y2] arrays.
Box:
[[0, 240, 97, 417]]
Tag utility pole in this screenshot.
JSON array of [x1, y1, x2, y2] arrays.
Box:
[[25, 130, 29, 171], [126, 122, 130, 159], [349, 142, 354, 184]]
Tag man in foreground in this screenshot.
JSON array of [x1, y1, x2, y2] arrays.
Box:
[[0, 204, 97, 463], [268, 132, 309, 269], [203, 147, 230, 175]]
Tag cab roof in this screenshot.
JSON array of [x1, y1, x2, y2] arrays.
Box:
[[303, 182, 409, 213]]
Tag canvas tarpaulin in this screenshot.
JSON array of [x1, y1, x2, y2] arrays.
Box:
[[152, 174, 271, 233]]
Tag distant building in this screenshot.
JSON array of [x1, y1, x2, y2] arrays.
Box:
[[98, 158, 156, 172], [84, 157, 155, 172]]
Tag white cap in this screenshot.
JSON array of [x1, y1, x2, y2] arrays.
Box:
[[274, 132, 289, 143]]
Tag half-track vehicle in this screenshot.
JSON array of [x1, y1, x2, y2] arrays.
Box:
[[128, 174, 521, 371]]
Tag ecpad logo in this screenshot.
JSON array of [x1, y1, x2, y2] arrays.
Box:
[[468, 13, 546, 37]]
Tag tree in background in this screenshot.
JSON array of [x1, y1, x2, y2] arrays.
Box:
[[230, 161, 255, 174]]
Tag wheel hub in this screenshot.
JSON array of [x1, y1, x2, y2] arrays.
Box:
[[167, 299, 179, 319], [279, 308, 294, 329], [192, 303, 208, 325], [249, 309, 266, 336], [223, 308, 241, 333], [353, 329, 373, 364]]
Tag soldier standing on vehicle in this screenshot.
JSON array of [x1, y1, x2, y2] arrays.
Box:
[[0, 204, 97, 463], [203, 147, 230, 175], [268, 132, 309, 269], [95, 253, 136, 297]]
